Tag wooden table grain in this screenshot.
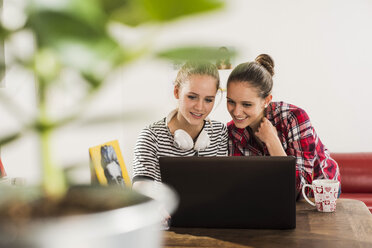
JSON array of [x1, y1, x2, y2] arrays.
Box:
[[163, 199, 372, 248]]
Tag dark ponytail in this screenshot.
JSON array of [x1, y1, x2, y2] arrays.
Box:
[[227, 54, 274, 98]]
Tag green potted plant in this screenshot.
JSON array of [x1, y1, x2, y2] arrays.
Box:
[[0, 0, 232, 247]]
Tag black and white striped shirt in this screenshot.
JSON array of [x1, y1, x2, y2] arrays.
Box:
[[132, 117, 228, 182]]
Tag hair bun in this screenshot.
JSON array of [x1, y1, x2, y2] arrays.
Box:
[[255, 54, 274, 76]]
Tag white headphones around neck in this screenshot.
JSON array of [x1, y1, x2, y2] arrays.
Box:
[[166, 110, 211, 151], [174, 129, 210, 151]]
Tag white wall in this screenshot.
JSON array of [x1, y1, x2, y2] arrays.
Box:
[[1, 0, 372, 185]]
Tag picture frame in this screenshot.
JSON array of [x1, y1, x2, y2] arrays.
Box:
[[89, 140, 131, 187]]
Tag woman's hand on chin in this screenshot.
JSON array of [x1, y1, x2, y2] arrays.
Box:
[[255, 117, 278, 144], [255, 118, 287, 156]]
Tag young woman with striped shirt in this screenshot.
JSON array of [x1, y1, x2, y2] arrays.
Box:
[[226, 54, 341, 199], [132, 61, 228, 186]]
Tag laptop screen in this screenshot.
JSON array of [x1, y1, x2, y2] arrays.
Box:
[[159, 156, 296, 229]]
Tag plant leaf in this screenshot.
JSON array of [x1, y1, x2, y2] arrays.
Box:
[[28, 0, 107, 28], [142, 0, 224, 21], [0, 131, 23, 147], [0, 24, 5, 83], [156, 46, 236, 64], [0, 59, 4, 84], [26, 10, 125, 80], [108, 0, 224, 26]]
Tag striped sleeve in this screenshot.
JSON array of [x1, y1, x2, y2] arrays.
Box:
[[217, 123, 228, 156], [132, 127, 160, 182]]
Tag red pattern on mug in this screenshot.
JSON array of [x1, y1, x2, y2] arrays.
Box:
[[316, 202, 323, 211], [315, 186, 323, 194], [302, 179, 340, 213]]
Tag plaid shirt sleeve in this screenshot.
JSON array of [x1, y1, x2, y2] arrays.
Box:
[[285, 108, 340, 199]]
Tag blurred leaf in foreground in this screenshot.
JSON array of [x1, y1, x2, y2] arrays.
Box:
[[108, 0, 224, 26], [26, 7, 125, 83], [157, 46, 236, 65]]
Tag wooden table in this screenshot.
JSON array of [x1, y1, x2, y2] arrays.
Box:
[[163, 199, 372, 248]]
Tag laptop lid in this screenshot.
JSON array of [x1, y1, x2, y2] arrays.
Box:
[[159, 156, 296, 229]]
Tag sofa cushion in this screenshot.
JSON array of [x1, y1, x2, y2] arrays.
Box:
[[331, 153, 372, 193]]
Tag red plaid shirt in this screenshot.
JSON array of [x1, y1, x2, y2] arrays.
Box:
[[228, 102, 341, 199]]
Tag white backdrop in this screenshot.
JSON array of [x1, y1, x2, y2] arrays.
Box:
[[1, 0, 372, 185]]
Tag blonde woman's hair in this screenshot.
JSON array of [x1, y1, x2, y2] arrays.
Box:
[[175, 61, 220, 91]]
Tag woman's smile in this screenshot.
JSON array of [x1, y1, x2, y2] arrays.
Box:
[[190, 112, 203, 119]]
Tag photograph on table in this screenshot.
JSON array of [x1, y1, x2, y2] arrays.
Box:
[[89, 140, 131, 188]]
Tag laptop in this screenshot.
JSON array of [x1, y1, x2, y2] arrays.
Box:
[[159, 156, 296, 229]]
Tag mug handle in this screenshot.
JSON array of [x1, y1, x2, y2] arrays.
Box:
[[302, 184, 316, 206]]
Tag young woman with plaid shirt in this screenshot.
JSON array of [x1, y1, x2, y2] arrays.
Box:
[[226, 54, 341, 199]]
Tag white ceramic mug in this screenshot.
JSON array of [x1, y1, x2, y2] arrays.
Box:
[[302, 179, 340, 212]]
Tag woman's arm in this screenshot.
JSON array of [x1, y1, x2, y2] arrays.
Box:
[[285, 109, 340, 198], [255, 117, 286, 156], [132, 128, 160, 182], [217, 124, 229, 156]]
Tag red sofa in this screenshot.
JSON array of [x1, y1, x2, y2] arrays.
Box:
[[332, 153, 372, 213]]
